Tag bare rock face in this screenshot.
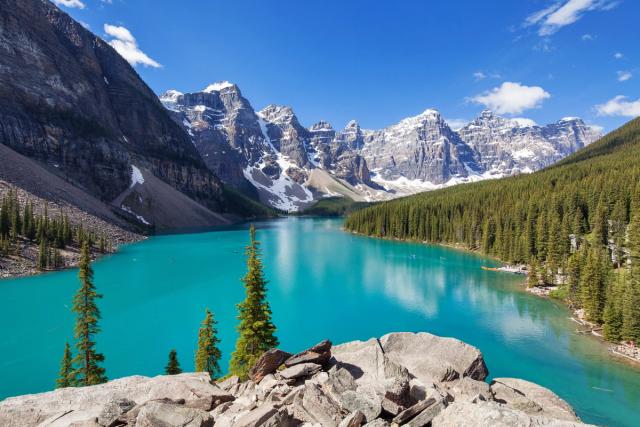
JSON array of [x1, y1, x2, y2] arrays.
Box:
[[0, 0, 226, 225], [490, 378, 580, 422], [0, 333, 591, 427], [379, 332, 489, 384]]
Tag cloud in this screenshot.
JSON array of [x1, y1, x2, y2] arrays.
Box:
[[617, 71, 632, 82], [581, 33, 594, 40], [470, 82, 551, 115], [525, 0, 619, 36], [614, 52, 624, 59], [595, 96, 640, 117], [445, 118, 469, 131], [104, 24, 161, 68], [52, 0, 85, 8], [473, 72, 487, 81]]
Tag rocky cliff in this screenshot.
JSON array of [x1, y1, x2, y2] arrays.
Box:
[[161, 83, 602, 212], [0, 332, 592, 426], [0, 0, 231, 229]]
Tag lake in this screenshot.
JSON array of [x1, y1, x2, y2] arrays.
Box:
[[1, 217, 638, 426]]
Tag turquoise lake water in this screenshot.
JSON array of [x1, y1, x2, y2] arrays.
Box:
[[1, 217, 639, 425]]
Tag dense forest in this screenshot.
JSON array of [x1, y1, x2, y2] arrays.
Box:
[[0, 189, 108, 271], [345, 117, 640, 345]]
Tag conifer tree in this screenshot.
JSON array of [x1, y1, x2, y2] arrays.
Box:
[[165, 349, 183, 375], [194, 308, 221, 379], [229, 225, 278, 379], [622, 208, 640, 342], [71, 242, 107, 386], [56, 342, 76, 388], [603, 269, 625, 341]]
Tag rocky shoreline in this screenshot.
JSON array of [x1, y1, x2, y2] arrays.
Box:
[[0, 332, 593, 426]]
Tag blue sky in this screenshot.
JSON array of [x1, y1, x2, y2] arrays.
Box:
[[56, 0, 638, 132]]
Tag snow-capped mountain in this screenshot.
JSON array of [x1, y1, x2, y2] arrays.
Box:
[[160, 83, 602, 212]]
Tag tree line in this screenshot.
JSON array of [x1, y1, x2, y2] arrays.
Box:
[[57, 224, 278, 387], [0, 188, 109, 271], [345, 117, 640, 345]]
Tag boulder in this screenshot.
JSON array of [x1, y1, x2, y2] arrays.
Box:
[[338, 389, 382, 422], [0, 373, 231, 427], [338, 410, 365, 427], [379, 332, 489, 384], [97, 398, 136, 427], [392, 398, 437, 425], [431, 401, 594, 427], [279, 363, 322, 380], [362, 419, 390, 427], [491, 378, 580, 422], [442, 377, 492, 403], [233, 403, 286, 427], [249, 349, 292, 382], [285, 340, 332, 367], [217, 376, 240, 391], [301, 383, 345, 426], [405, 398, 447, 427], [133, 401, 214, 427]]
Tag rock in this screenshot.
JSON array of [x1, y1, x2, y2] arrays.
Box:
[[285, 340, 332, 367], [217, 376, 240, 391], [405, 399, 447, 427], [491, 378, 581, 422], [442, 377, 492, 403], [250, 349, 293, 382], [184, 396, 215, 411], [0, 373, 230, 427], [380, 397, 403, 416], [301, 383, 345, 426], [97, 398, 136, 427], [233, 403, 283, 427], [279, 363, 322, 380], [338, 389, 382, 422], [392, 398, 437, 425], [133, 401, 213, 427], [362, 419, 389, 427], [431, 401, 594, 427], [379, 332, 489, 384], [338, 410, 365, 427]]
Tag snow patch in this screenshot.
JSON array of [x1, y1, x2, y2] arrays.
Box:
[[130, 165, 144, 188], [121, 205, 150, 225]]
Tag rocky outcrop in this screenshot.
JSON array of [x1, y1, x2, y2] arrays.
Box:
[[0, 0, 229, 229], [0, 333, 593, 427]]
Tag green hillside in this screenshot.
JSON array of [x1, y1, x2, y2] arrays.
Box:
[[345, 117, 640, 343]]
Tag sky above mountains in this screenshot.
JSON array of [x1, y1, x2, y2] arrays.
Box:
[[55, 0, 638, 132]]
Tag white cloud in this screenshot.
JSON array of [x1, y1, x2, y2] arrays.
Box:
[[470, 82, 551, 115], [103, 24, 161, 68], [525, 0, 619, 36], [614, 52, 624, 59], [581, 33, 594, 40], [473, 72, 486, 81], [617, 71, 632, 82], [52, 0, 85, 8], [445, 118, 469, 131], [595, 96, 640, 117]]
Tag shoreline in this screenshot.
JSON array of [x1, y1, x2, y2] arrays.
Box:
[[345, 227, 640, 366]]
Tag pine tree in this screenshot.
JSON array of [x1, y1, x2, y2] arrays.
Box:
[[37, 238, 48, 271], [71, 242, 107, 386], [229, 225, 279, 379], [194, 308, 221, 379], [165, 349, 183, 375], [603, 269, 625, 341], [622, 207, 640, 342], [56, 342, 76, 388]]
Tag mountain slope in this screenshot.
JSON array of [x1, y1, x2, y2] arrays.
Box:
[[0, 0, 232, 228], [161, 84, 601, 212]]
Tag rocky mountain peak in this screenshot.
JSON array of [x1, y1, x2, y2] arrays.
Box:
[[309, 120, 334, 132], [258, 104, 297, 125]]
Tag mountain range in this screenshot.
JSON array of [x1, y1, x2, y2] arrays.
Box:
[[160, 83, 602, 212]]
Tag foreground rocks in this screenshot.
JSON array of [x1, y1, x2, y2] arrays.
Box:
[[0, 332, 594, 426]]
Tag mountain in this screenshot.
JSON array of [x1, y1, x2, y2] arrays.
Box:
[[161, 84, 602, 212], [0, 0, 235, 229]]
